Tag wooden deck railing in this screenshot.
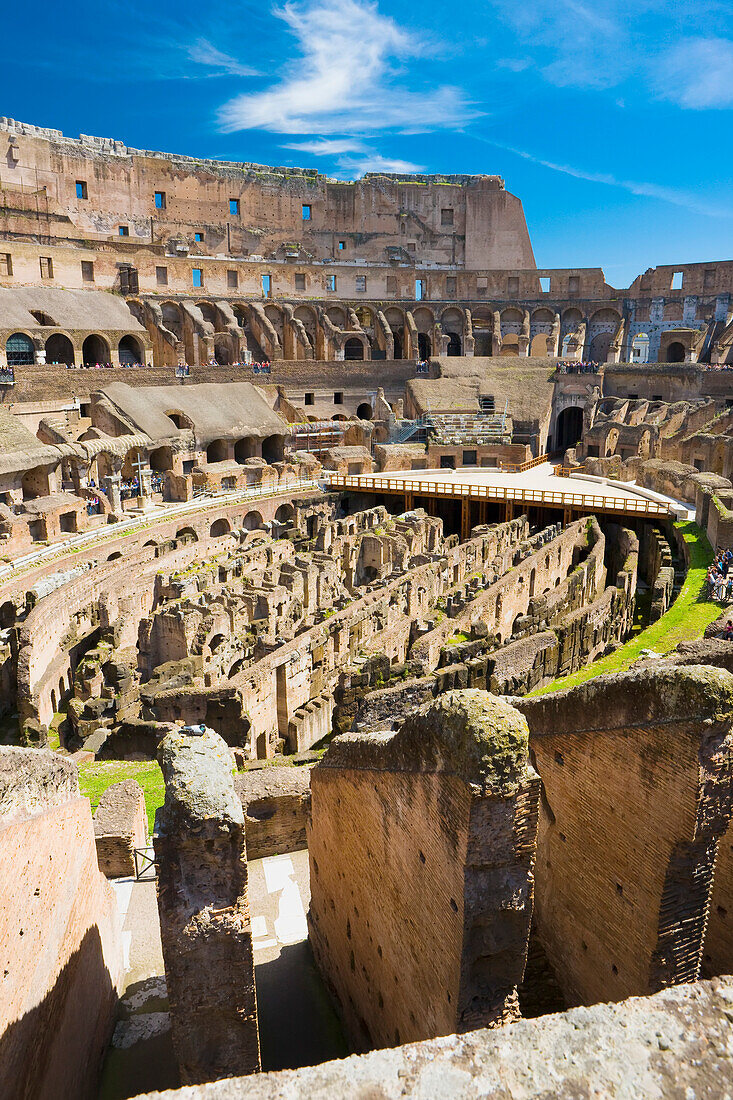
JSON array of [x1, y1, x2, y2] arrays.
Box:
[[500, 453, 549, 474], [323, 473, 671, 517]]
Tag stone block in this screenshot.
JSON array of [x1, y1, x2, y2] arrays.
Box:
[[93, 779, 148, 877]]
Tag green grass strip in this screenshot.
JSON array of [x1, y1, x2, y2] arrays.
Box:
[[77, 759, 164, 833], [530, 520, 719, 696]]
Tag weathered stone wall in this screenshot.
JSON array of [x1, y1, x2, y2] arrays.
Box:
[[134, 976, 733, 1100], [93, 778, 148, 877], [516, 666, 733, 1008], [0, 747, 123, 1100], [308, 691, 540, 1051], [234, 765, 311, 861], [154, 728, 260, 1084]]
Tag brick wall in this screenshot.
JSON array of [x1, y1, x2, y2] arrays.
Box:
[[0, 748, 123, 1100]]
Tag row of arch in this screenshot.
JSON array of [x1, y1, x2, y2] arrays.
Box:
[[4, 332, 145, 367]]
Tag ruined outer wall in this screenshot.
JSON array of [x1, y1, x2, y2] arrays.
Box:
[[307, 691, 539, 1051], [0, 121, 534, 271], [517, 667, 733, 1008], [0, 747, 123, 1100]]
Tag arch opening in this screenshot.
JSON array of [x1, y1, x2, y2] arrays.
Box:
[[6, 333, 34, 366], [45, 333, 75, 366], [82, 334, 110, 366]]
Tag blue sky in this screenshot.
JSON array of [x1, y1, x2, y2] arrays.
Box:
[[3, 0, 733, 286]]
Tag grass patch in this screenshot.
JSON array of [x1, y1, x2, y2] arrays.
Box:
[[77, 759, 164, 833], [530, 520, 719, 696]]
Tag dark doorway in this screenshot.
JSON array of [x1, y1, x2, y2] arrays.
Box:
[[418, 332, 431, 359], [82, 334, 110, 365], [556, 406, 584, 450], [45, 333, 74, 366], [344, 338, 364, 361], [667, 341, 685, 363], [447, 332, 462, 356]]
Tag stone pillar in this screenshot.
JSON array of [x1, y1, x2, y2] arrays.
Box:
[[307, 690, 540, 1051], [103, 472, 122, 513], [154, 727, 260, 1084]]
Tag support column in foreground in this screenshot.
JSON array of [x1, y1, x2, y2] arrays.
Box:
[[308, 689, 540, 1051], [155, 727, 260, 1084]]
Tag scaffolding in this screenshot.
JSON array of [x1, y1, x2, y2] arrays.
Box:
[[288, 421, 348, 454]]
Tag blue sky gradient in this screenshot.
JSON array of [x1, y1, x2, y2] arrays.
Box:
[[3, 0, 733, 285]]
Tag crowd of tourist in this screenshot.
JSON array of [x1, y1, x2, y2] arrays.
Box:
[[555, 361, 601, 374], [415, 360, 430, 375], [707, 550, 733, 602], [252, 361, 272, 374]]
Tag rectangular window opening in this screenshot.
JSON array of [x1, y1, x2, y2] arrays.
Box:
[[40, 257, 53, 279], [539, 276, 550, 293], [334, 391, 344, 405], [338, 240, 345, 251], [194, 232, 203, 243], [671, 271, 684, 290], [154, 191, 167, 209], [441, 208, 454, 226], [295, 273, 306, 291], [415, 278, 425, 301], [262, 274, 272, 296], [302, 204, 312, 220], [192, 268, 204, 288], [227, 269, 238, 289], [156, 266, 168, 286], [75, 180, 88, 200], [305, 392, 315, 406], [81, 260, 94, 283], [326, 274, 337, 292], [118, 225, 129, 237], [229, 198, 240, 215], [355, 275, 366, 293]]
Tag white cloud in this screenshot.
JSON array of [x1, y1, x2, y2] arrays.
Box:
[[218, 0, 475, 135], [654, 37, 733, 108], [284, 138, 422, 177], [477, 137, 733, 217], [336, 153, 425, 177], [187, 38, 259, 78], [285, 139, 368, 156]]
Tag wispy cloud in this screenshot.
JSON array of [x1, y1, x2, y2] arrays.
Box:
[[285, 139, 368, 156], [285, 138, 422, 178], [218, 0, 475, 135], [488, 0, 733, 105], [186, 38, 259, 78], [478, 137, 733, 217], [653, 37, 733, 108]]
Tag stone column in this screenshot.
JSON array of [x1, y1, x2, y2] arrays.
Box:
[[154, 727, 260, 1084], [103, 472, 122, 513]]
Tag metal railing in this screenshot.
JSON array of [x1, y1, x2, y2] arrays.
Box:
[[323, 473, 672, 516]]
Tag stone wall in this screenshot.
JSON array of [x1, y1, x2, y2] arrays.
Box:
[[516, 666, 733, 1008], [234, 766, 311, 861], [0, 747, 123, 1100], [307, 691, 540, 1051], [93, 778, 148, 877], [134, 976, 733, 1100], [154, 728, 260, 1084]]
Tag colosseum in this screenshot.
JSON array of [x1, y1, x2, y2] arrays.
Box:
[[1, 115, 732, 1100]]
